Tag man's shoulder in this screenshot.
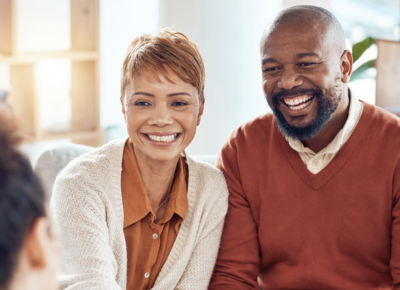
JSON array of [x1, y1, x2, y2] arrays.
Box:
[[365, 103, 400, 136], [230, 112, 276, 141], [370, 104, 400, 127]]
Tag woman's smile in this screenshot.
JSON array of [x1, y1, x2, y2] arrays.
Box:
[[122, 66, 204, 164], [142, 132, 182, 147]]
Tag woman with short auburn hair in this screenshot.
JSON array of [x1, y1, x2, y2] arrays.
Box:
[[50, 28, 229, 290]]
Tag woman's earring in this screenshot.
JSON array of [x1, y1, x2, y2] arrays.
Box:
[[197, 121, 200, 126]]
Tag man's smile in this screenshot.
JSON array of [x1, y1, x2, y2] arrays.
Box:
[[279, 94, 317, 116]]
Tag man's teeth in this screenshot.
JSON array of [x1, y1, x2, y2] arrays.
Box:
[[147, 134, 178, 142], [289, 102, 309, 110], [284, 95, 313, 110]]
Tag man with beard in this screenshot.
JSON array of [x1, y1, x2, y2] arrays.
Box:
[[209, 5, 400, 290]]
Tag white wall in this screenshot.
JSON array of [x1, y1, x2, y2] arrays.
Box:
[[159, 0, 280, 155], [99, 0, 159, 139], [100, 0, 283, 154]]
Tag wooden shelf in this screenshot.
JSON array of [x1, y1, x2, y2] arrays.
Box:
[[0, 0, 101, 147], [39, 129, 103, 147], [0, 50, 98, 64]]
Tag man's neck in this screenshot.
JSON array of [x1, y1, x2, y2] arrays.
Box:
[[302, 89, 350, 153]]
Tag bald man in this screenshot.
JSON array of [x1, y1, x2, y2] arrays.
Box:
[[209, 5, 400, 290]]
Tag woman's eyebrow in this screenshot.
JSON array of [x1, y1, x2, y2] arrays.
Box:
[[167, 92, 191, 97], [131, 92, 192, 97], [131, 92, 154, 97]]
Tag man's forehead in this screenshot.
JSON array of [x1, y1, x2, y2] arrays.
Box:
[[262, 34, 325, 59], [261, 21, 330, 56]]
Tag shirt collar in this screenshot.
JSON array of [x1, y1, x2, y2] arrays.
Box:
[[287, 89, 364, 155], [122, 139, 152, 228]]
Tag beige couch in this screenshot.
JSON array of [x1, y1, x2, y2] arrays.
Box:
[[34, 143, 217, 198]]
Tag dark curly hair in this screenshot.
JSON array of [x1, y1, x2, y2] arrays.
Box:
[[0, 114, 46, 289]]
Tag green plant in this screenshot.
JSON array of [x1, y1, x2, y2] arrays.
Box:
[[350, 36, 376, 82]]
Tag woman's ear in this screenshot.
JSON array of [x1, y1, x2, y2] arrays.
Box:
[[121, 98, 126, 115], [197, 98, 205, 126], [340, 50, 353, 84], [120, 97, 127, 123]]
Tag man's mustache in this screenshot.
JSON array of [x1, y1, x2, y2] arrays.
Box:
[[272, 88, 322, 101]]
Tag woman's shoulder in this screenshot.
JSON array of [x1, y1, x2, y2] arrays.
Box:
[[53, 139, 126, 201], [186, 155, 229, 203], [57, 139, 125, 180]]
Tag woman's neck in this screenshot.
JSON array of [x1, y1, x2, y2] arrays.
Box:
[[133, 147, 180, 210]]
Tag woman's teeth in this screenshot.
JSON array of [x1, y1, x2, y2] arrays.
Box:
[[284, 95, 313, 110], [147, 134, 178, 142]]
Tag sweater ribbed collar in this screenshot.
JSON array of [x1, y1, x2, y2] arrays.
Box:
[[276, 102, 375, 189]]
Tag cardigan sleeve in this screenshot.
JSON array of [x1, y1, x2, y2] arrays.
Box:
[[174, 171, 229, 290], [175, 219, 225, 290], [50, 173, 122, 290], [208, 133, 260, 289]]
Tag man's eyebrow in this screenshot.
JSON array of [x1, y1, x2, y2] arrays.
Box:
[[297, 52, 320, 58], [261, 57, 278, 65], [167, 92, 191, 97]]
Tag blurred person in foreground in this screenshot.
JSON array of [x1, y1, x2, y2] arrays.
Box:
[[0, 112, 60, 290], [209, 5, 400, 290], [50, 28, 229, 290]]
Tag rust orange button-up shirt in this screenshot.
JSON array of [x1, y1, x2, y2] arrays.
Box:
[[122, 139, 188, 290]]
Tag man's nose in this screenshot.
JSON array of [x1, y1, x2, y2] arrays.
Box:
[[278, 67, 303, 90], [148, 104, 174, 127]]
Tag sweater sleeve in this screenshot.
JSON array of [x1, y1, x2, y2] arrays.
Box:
[[391, 157, 400, 289], [208, 135, 260, 289], [175, 177, 229, 290], [50, 173, 122, 290]]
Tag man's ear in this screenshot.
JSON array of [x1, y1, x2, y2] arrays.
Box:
[[25, 218, 49, 269], [340, 50, 353, 83], [197, 98, 205, 125]]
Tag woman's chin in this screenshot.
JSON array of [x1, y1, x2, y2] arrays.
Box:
[[133, 145, 183, 164], [145, 151, 182, 163]]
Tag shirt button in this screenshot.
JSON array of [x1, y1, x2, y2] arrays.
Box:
[[153, 233, 158, 239], [144, 272, 150, 278], [312, 159, 319, 166]]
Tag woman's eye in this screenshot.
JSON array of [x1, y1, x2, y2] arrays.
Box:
[[171, 101, 188, 107], [134, 101, 150, 106]]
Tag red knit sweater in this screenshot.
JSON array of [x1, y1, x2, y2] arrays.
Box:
[[209, 103, 400, 290]]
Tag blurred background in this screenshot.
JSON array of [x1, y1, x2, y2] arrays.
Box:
[[0, 0, 399, 164]]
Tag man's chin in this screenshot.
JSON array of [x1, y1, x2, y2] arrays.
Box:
[[276, 113, 321, 141]]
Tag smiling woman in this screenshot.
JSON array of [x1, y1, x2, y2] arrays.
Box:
[[50, 28, 229, 290], [122, 67, 203, 164]]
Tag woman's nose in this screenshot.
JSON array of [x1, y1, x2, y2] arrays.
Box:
[[147, 104, 174, 127]]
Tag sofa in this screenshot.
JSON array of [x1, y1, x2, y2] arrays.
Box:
[[34, 142, 217, 198]]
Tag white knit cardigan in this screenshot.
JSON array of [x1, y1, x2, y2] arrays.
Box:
[[50, 139, 229, 290]]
